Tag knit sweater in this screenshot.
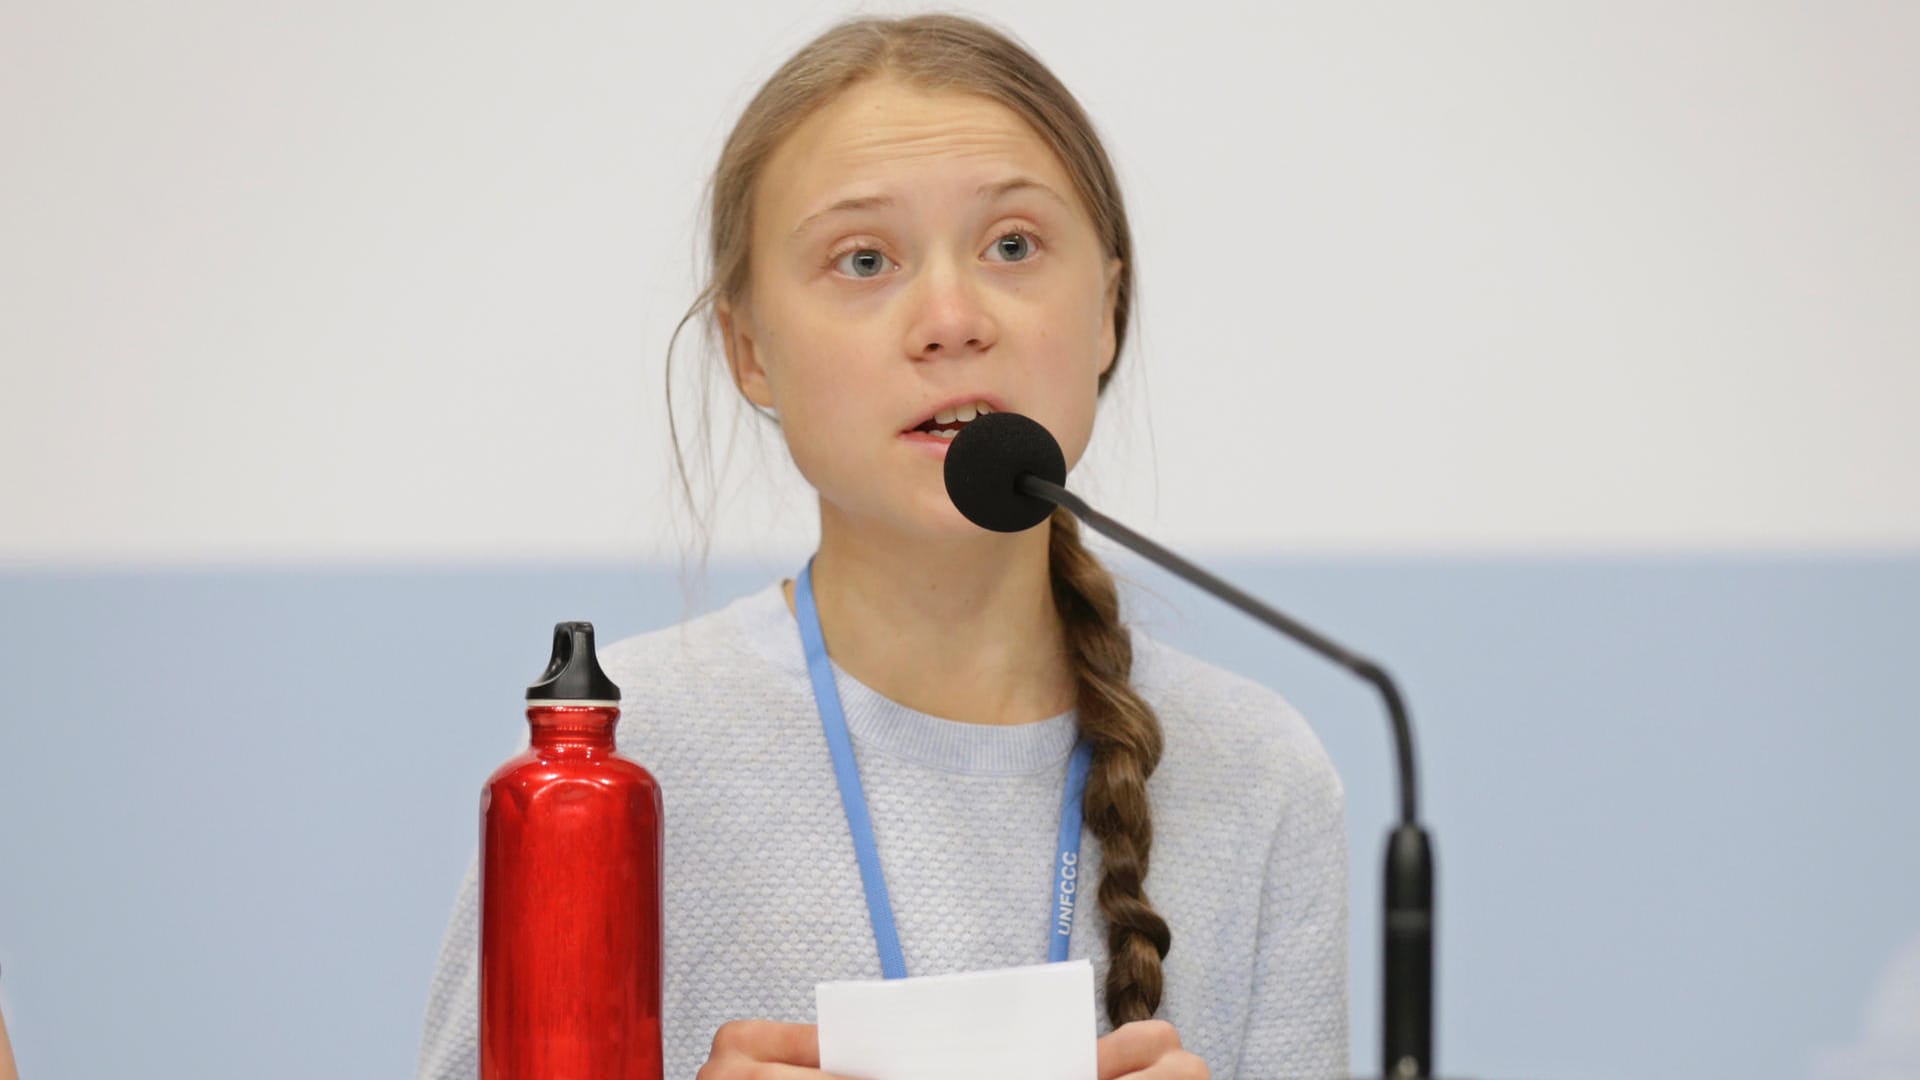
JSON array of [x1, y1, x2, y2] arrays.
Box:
[[414, 579, 1349, 1079]]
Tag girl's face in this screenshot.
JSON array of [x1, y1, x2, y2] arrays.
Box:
[[720, 76, 1122, 539]]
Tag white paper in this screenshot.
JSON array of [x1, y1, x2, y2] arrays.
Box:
[[816, 959, 1098, 1080]]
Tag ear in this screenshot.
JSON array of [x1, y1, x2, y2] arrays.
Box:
[[717, 298, 775, 409], [1097, 256, 1123, 378]]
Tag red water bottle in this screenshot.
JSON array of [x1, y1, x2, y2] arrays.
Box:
[[480, 621, 664, 1079]]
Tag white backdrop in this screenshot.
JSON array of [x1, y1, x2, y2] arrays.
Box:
[[3, 0, 1916, 566]]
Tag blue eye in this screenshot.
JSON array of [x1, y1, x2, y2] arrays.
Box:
[[835, 248, 893, 278], [990, 230, 1052, 261]]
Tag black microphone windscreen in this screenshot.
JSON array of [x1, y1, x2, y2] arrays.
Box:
[[943, 412, 1067, 533]]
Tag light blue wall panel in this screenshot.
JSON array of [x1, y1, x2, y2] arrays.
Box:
[[1, 556, 1914, 1078]]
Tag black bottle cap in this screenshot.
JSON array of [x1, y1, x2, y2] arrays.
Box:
[[525, 621, 622, 703]]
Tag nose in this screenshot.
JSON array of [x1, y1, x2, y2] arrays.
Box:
[[903, 254, 998, 361]]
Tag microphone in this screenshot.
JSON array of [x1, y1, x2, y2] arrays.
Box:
[[946, 412, 1440, 1080]]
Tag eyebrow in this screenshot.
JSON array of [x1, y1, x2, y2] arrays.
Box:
[[787, 177, 1071, 239]]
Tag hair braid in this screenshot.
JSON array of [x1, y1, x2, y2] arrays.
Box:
[[1048, 508, 1171, 1027]]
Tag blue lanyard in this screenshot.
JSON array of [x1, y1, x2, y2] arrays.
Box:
[[795, 558, 1094, 979]]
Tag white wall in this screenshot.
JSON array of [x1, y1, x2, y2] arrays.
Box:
[[3, 0, 1915, 566]]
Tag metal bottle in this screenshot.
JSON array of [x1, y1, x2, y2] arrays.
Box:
[[480, 622, 663, 1079]]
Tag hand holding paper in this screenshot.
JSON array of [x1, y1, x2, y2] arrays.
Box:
[[1093, 1019, 1211, 1079], [700, 1018, 853, 1080]]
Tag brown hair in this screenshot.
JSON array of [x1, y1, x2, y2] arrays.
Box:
[[668, 12, 1169, 1026]]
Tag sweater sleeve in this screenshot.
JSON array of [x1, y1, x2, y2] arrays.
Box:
[[1233, 738, 1350, 1079], [414, 853, 481, 1080]]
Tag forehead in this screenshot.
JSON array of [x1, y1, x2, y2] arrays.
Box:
[[757, 77, 1081, 229]]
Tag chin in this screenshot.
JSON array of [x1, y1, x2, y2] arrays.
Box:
[[904, 488, 1000, 540], [833, 484, 1035, 545]]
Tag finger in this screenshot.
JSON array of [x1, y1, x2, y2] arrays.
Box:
[[704, 1065, 847, 1080], [1160, 1049, 1210, 1079], [1099, 1049, 1210, 1080], [708, 1019, 822, 1067], [1097, 1019, 1182, 1078]]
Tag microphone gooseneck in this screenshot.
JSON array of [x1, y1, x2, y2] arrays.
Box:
[[944, 411, 1441, 1080]]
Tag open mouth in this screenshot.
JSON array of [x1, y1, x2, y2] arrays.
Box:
[[907, 399, 996, 440]]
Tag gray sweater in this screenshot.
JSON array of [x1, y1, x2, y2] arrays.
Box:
[[415, 580, 1349, 1079]]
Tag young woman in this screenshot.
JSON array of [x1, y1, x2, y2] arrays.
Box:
[[417, 14, 1347, 1080]]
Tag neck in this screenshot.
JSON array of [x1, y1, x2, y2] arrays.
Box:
[[784, 501, 1076, 727]]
